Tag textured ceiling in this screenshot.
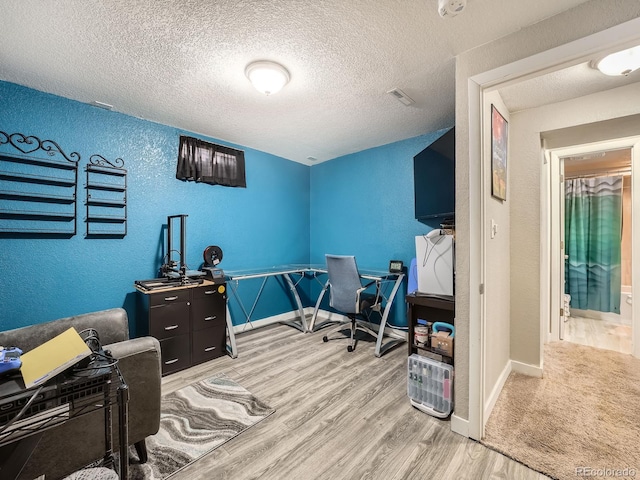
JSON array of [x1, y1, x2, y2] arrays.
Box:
[[0, 0, 597, 164], [499, 61, 640, 113]]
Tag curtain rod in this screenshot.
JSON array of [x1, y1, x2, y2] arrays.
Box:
[[565, 169, 631, 180]]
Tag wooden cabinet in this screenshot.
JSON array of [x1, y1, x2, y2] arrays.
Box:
[[406, 293, 454, 365], [137, 281, 227, 375]]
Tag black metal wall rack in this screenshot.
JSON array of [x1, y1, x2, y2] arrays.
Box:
[[0, 131, 80, 236], [85, 154, 127, 238]]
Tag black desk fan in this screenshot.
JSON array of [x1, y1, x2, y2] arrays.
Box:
[[202, 245, 225, 282]]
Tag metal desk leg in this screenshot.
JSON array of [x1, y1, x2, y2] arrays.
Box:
[[228, 279, 257, 329], [118, 384, 129, 480], [374, 274, 405, 357], [226, 304, 238, 358], [308, 280, 329, 332], [281, 273, 308, 332]]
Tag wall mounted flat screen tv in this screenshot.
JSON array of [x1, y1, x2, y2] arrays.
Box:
[[413, 127, 455, 223]]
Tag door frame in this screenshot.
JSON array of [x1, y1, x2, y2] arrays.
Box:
[[546, 137, 640, 357], [466, 17, 640, 440]]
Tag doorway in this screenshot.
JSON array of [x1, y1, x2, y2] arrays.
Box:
[[563, 147, 632, 354], [547, 137, 640, 359]]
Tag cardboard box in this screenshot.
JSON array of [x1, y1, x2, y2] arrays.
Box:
[[430, 331, 453, 357]]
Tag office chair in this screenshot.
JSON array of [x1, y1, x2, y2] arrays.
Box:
[[322, 254, 382, 352]]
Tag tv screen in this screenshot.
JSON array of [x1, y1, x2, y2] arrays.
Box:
[[414, 127, 455, 223]]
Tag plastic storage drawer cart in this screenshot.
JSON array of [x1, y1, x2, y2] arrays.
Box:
[[407, 354, 453, 418]]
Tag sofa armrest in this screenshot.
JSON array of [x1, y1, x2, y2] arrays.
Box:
[[107, 336, 162, 442]]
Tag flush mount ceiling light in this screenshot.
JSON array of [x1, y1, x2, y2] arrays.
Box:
[[245, 60, 290, 95], [591, 45, 640, 76]]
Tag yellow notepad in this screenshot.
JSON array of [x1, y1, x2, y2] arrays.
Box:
[[20, 327, 92, 389]]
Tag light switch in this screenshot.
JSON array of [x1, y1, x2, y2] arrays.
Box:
[[491, 219, 498, 239]]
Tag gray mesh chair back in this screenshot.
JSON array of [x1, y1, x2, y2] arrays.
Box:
[[326, 254, 362, 314], [324, 254, 379, 352]]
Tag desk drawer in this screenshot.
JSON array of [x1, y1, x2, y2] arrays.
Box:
[[191, 300, 225, 332], [149, 303, 190, 340], [149, 289, 190, 307], [192, 327, 225, 364], [192, 284, 226, 300], [192, 285, 226, 332], [159, 335, 190, 375]]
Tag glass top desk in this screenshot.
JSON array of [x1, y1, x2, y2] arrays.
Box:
[[224, 264, 405, 358]]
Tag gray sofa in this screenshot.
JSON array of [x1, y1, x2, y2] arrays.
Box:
[[0, 308, 162, 480]]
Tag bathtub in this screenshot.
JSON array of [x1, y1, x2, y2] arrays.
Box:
[[570, 284, 632, 325], [620, 284, 633, 324]]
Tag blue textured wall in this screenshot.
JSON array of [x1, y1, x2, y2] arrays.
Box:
[[309, 132, 448, 326], [0, 81, 452, 337], [0, 81, 310, 332]]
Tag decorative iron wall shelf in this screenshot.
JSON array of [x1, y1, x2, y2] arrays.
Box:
[[85, 155, 127, 238], [0, 131, 79, 236]]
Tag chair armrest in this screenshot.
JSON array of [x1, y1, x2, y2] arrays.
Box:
[[356, 280, 383, 313], [355, 286, 366, 312]]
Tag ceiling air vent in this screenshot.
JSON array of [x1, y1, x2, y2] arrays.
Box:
[[91, 101, 114, 111], [387, 88, 415, 106]]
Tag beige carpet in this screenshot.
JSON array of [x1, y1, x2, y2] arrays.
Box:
[[482, 341, 640, 480]]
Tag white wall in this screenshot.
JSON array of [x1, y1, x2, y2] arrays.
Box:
[[454, 0, 640, 432], [482, 91, 511, 414]]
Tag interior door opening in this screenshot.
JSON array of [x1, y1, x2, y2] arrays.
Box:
[[547, 136, 640, 360], [560, 147, 633, 355]]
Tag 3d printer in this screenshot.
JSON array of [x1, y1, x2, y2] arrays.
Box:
[[160, 214, 199, 282], [135, 214, 223, 291]]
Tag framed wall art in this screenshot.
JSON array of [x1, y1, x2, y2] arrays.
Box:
[[491, 104, 508, 201]]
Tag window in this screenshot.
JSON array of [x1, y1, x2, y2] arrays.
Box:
[[176, 136, 246, 187]]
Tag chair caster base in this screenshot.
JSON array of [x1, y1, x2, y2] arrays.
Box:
[[347, 345, 354, 352], [323, 336, 329, 342]]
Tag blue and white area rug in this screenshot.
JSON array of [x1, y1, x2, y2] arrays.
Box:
[[128, 373, 275, 480]]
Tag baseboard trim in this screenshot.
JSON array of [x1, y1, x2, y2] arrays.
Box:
[[231, 308, 408, 344], [314, 310, 347, 324], [482, 359, 542, 427], [484, 361, 512, 422], [511, 359, 543, 378], [232, 307, 316, 334], [312, 309, 408, 338], [451, 414, 469, 437]]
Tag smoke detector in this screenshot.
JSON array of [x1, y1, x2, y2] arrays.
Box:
[[438, 0, 467, 18]]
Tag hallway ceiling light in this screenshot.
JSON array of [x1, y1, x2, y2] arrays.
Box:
[[245, 60, 290, 95], [591, 45, 640, 76]]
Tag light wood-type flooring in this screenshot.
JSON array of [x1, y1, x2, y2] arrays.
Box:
[[160, 322, 548, 480], [563, 315, 632, 354]]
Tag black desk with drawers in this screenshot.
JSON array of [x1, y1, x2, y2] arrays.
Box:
[[135, 280, 230, 376]]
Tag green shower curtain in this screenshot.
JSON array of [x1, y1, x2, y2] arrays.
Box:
[[565, 175, 623, 314]]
